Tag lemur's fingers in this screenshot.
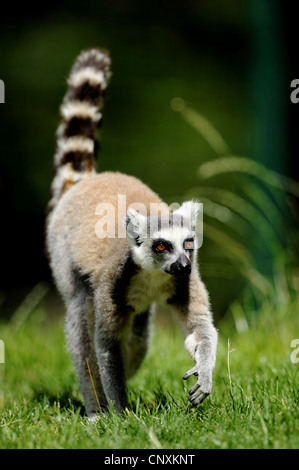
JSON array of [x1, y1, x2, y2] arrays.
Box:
[[188, 382, 201, 396], [189, 388, 209, 406], [183, 366, 198, 381], [184, 365, 212, 405]]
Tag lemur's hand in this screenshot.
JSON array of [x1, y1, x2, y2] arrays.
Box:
[[183, 364, 212, 405]]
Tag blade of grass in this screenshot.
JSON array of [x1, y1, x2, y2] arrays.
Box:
[[197, 155, 299, 198], [240, 180, 287, 240], [86, 358, 102, 415], [186, 193, 250, 236], [203, 222, 273, 296], [10, 282, 50, 330], [194, 187, 282, 255], [171, 97, 231, 156], [227, 339, 236, 413]]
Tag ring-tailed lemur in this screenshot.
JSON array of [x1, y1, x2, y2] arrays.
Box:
[[46, 48, 218, 418]]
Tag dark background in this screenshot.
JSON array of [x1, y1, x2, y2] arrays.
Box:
[[0, 0, 298, 320]]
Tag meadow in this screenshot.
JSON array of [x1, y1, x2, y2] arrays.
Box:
[[1, 104, 299, 450], [0, 288, 298, 449], [1, 2, 298, 452]]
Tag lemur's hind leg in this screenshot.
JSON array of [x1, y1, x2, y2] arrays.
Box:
[[65, 289, 108, 417], [124, 308, 153, 380]]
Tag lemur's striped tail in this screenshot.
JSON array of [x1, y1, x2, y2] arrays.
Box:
[[48, 48, 111, 213]]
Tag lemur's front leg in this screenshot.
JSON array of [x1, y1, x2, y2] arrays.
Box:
[[183, 318, 218, 405], [171, 271, 218, 405]]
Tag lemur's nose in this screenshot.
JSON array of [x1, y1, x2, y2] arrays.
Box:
[[169, 254, 191, 277]]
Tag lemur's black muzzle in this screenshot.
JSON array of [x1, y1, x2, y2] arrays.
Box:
[[168, 254, 191, 278]]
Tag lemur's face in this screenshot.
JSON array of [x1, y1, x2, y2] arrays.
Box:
[[125, 201, 200, 277]]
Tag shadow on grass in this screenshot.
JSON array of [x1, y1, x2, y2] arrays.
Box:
[[32, 387, 85, 417], [128, 382, 210, 419], [32, 382, 212, 420]]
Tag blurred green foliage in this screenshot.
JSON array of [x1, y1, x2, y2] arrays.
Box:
[[180, 101, 299, 327], [0, 0, 297, 320]]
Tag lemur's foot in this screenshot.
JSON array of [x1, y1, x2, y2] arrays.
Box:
[[183, 365, 212, 405]]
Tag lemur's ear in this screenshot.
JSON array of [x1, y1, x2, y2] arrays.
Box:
[[174, 200, 201, 229], [125, 208, 147, 242]]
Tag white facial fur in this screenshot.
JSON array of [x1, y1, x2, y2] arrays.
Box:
[[125, 201, 200, 272]]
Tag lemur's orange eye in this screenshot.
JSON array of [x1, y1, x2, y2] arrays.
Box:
[[157, 243, 166, 251], [154, 240, 172, 253]]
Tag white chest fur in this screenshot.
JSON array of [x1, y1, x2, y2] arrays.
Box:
[[126, 269, 175, 313]]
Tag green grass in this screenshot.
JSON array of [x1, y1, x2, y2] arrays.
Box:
[[0, 297, 298, 449], [1, 108, 298, 449]]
